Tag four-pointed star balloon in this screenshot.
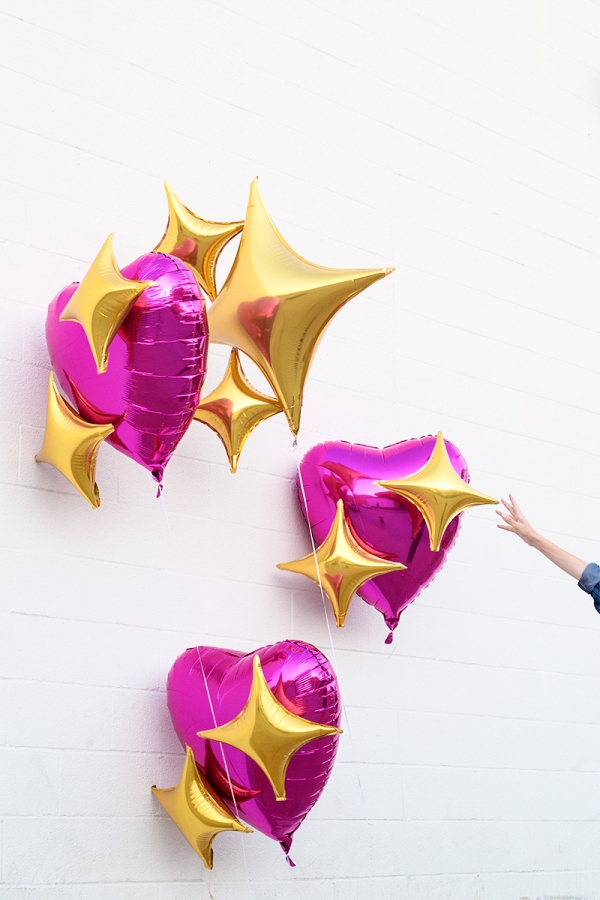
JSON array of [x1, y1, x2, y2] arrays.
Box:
[[154, 182, 243, 300], [207, 180, 393, 435], [35, 373, 114, 507], [193, 349, 282, 472], [198, 655, 341, 801], [59, 234, 153, 374], [278, 498, 407, 626], [377, 432, 498, 552], [152, 746, 252, 869]]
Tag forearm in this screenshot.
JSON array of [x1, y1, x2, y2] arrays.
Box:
[[530, 533, 588, 582]]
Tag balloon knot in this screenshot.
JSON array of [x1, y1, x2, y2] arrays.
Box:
[[385, 631, 394, 645], [152, 468, 164, 497], [280, 837, 294, 865]]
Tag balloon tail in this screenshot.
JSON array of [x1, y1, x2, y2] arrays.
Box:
[[152, 467, 164, 497], [385, 631, 394, 645], [280, 839, 295, 866]]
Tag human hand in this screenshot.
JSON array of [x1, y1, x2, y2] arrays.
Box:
[[496, 495, 539, 546]]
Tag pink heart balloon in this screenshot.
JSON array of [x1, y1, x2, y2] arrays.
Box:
[[46, 252, 208, 484], [297, 436, 468, 642], [166, 640, 341, 859]]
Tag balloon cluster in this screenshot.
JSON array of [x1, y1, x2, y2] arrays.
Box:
[[40, 246, 210, 503], [34, 180, 499, 870], [153, 640, 341, 868], [36, 181, 391, 504], [279, 433, 498, 642]]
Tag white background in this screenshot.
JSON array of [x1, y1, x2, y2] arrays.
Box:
[[1, 0, 600, 897]]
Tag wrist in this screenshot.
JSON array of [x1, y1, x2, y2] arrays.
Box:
[[527, 530, 543, 549]]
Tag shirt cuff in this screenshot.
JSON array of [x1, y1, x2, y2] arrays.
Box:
[[577, 562, 600, 594]]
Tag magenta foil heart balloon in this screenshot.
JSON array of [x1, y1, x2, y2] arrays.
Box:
[[46, 253, 208, 483], [298, 436, 468, 641], [167, 640, 341, 858]]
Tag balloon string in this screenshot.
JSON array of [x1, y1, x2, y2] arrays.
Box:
[[196, 651, 254, 899], [160, 494, 252, 895], [199, 681, 254, 898], [292, 441, 337, 662], [292, 439, 373, 843], [196, 651, 241, 817], [159, 492, 175, 552]]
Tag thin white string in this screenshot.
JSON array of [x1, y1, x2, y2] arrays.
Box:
[[160, 491, 253, 896], [196, 651, 254, 899], [292, 439, 372, 841], [159, 492, 175, 550], [292, 439, 337, 667], [196, 650, 241, 818]]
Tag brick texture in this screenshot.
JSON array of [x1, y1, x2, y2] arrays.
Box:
[[1, 0, 600, 897]]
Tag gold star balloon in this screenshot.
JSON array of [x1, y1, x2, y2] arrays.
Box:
[[152, 746, 252, 869], [154, 181, 244, 300], [207, 180, 393, 434], [194, 349, 282, 472], [377, 432, 498, 552], [35, 373, 114, 508], [198, 655, 341, 801], [59, 234, 153, 374], [278, 499, 406, 627]]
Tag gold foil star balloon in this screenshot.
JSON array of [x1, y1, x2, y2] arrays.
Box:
[[194, 349, 282, 472], [59, 234, 153, 374], [278, 499, 407, 627], [35, 373, 114, 508], [377, 432, 498, 552], [198, 655, 341, 801], [207, 180, 393, 434], [154, 182, 244, 300], [152, 746, 252, 869]]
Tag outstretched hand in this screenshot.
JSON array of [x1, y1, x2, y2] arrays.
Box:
[[496, 495, 539, 546]]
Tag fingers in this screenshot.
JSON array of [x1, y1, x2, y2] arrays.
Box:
[[509, 493, 523, 519], [496, 509, 517, 533], [501, 497, 515, 516]]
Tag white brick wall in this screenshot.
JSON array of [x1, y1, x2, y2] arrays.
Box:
[[1, 0, 600, 896]]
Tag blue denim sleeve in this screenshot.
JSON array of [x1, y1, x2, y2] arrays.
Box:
[[577, 562, 600, 614]]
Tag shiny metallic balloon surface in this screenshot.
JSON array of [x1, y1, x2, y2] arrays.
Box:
[[46, 252, 208, 483], [298, 437, 467, 638], [167, 640, 341, 855]]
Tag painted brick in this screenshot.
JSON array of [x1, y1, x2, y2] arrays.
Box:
[[1, 0, 600, 896]]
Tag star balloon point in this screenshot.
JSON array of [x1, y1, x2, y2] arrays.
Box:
[[154, 181, 243, 300], [208, 180, 393, 434], [377, 432, 498, 552], [35, 372, 114, 508], [198, 655, 341, 801], [278, 499, 407, 627], [152, 746, 252, 869], [194, 349, 282, 472], [59, 234, 153, 374]]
